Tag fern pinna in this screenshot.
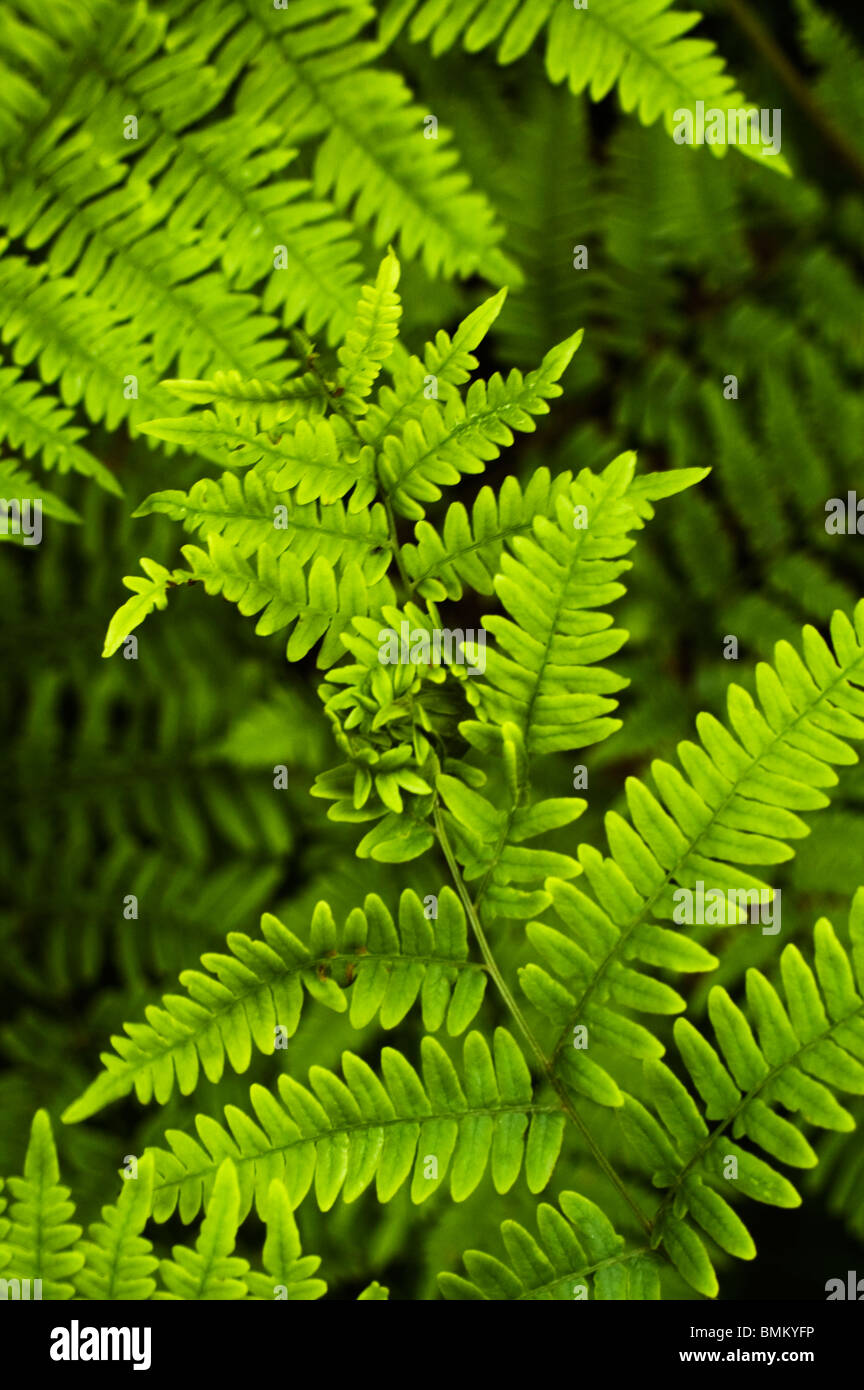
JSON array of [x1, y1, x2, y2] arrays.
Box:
[[0, 257, 849, 1303]]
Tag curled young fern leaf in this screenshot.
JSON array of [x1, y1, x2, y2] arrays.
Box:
[[523, 603, 864, 1106], [63, 888, 488, 1122], [0, 1110, 83, 1299], [439, 1190, 661, 1301], [623, 893, 864, 1298], [142, 1028, 560, 1224]]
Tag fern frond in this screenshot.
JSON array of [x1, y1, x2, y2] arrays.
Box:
[[101, 557, 193, 659], [155, 1158, 249, 1299], [0, 456, 81, 530], [336, 249, 402, 413], [75, 1154, 158, 1300], [461, 454, 710, 757], [357, 1280, 390, 1299], [439, 1190, 660, 1300], [135, 473, 391, 571], [63, 888, 488, 1122], [0, 1110, 83, 1299], [170, 0, 509, 281], [359, 285, 509, 454], [105, 541, 392, 668], [524, 603, 864, 1105], [157, 371, 328, 431], [0, 365, 119, 496], [379, 0, 788, 170], [141, 1028, 559, 1223], [140, 412, 378, 511], [375, 330, 583, 521], [401, 467, 574, 602], [622, 894, 864, 1296], [244, 1179, 327, 1301], [436, 721, 585, 921]]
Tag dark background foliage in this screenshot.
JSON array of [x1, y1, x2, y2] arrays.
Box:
[[2, 0, 864, 1297]]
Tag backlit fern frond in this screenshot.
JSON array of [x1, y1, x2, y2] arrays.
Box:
[[134, 1028, 557, 1224], [76, 1153, 159, 1300], [0, 1110, 83, 1299], [460, 453, 710, 757], [523, 604, 864, 1106], [63, 888, 488, 1122], [136, 475, 391, 571], [400, 468, 574, 603], [378, 0, 788, 169], [439, 1190, 661, 1300], [168, 0, 510, 282], [375, 330, 583, 521], [621, 895, 864, 1296]]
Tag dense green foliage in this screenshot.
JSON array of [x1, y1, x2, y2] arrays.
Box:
[[2, 0, 864, 1300]]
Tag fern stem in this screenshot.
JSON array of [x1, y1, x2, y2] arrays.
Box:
[[383, 493, 412, 597], [432, 806, 653, 1236]]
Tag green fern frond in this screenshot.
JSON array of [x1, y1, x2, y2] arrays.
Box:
[[102, 557, 193, 658], [155, 1158, 250, 1299], [63, 888, 488, 1122], [401, 467, 574, 602], [105, 542, 392, 667], [461, 453, 710, 756], [336, 249, 403, 413], [157, 371, 328, 431], [179, 542, 390, 668], [359, 285, 509, 454], [141, 1027, 558, 1224], [794, 0, 864, 148], [375, 330, 583, 521], [523, 603, 864, 1105], [623, 894, 864, 1296], [135, 474, 391, 571], [379, 0, 788, 171], [139, 412, 378, 512], [439, 1190, 660, 1300], [0, 1110, 83, 1299], [0, 457, 81, 531], [170, 0, 509, 282], [75, 1154, 159, 1300], [244, 1179, 327, 1301], [0, 365, 119, 496], [436, 721, 585, 921], [357, 1279, 390, 1299]]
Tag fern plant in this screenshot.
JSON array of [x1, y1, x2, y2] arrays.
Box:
[[1, 258, 847, 1300], [4, 0, 864, 1307]]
